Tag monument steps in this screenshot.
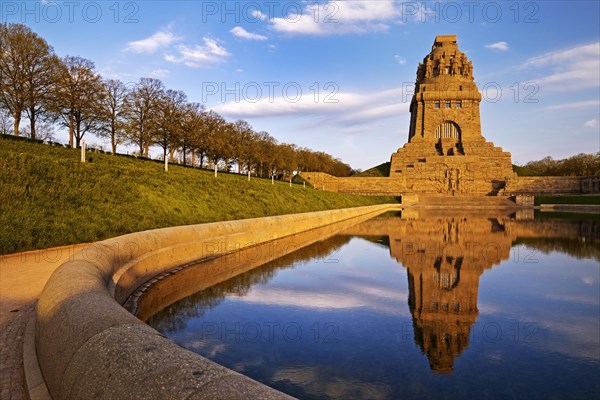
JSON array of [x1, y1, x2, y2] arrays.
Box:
[[415, 196, 518, 208]]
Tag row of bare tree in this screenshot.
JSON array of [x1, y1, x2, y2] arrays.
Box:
[[0, 23, 354, 177]]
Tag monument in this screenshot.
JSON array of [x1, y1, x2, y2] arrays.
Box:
[[389, 35, 515, 196], [301, 35, 597, 199]]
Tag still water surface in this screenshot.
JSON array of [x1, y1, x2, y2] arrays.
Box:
[[148, 211, 600, 399]]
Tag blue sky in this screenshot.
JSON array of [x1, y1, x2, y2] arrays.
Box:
[[2, 1, 599, 170]]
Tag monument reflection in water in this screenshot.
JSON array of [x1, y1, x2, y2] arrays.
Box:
[[147, 211, 600, 399]]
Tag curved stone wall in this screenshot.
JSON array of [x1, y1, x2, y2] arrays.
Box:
[[35, 204, 398, 399]]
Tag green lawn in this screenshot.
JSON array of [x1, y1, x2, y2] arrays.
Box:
[[353, 162, 391, 177], [512, 164, 548, 176], [0, 138, 397, 255]]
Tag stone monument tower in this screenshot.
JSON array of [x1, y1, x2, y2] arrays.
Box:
[[389, 35, 515, 196], [303, 34, 592, 198]]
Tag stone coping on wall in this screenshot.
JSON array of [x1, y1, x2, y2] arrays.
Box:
[[300, 172, 600, 197], [33, 204, 400, 400]]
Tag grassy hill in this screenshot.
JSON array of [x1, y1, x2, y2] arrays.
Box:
[[512, 164, 547, 176], [0, 137, 397, 255], [353, 162, 391, 177]]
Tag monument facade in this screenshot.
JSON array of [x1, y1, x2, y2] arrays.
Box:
[[301, 35, 598, 199], [389, 35, 515, 196]]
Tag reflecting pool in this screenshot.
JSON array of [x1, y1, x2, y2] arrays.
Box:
[[147, 210, 600, 399]]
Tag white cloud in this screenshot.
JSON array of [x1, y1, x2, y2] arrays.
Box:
[[394, 55, 406, 64], [522, 42, 600, 91], [545, 100, 600, 110], [125, 26, 230, 69], [269, 0, 398, 36], [125, 29, 181, 54], [235, 68, 244, 73], [584, 119, 599, 128], [251, 10, 267, 21], [485, 41, 509, 51], [410, 3, 436, 23], [272, 366, 392, 400], [582, 276, 595, 285], [230, 26, 268, 41], [147, 69, 170, 79], [165, 37, 230, 68], [238, 280, 408, 315], [212, 86, 409, 128]]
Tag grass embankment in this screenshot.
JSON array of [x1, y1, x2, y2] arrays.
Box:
[[534, 196, 600, 206], [353, 162, 391, 177], [512, 164, 548, 176], [0, 138, 398, 255]]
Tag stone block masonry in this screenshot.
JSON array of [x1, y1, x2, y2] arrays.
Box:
[[301, 172, 597, 197], [388, 35, 515, 196], [303, 35, 599, 198]]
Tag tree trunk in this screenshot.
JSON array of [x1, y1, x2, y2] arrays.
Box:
[[69, 111, 74, 148], [111, 121, 117, 155], [191, 150, 196, 167], [75, 126, 81, 148], [138, 133, 144, 155], [169, 148, 175, 163], [28, 106, 36, 140], [74, 117, 83, 148], [13, 112, 21, 136]]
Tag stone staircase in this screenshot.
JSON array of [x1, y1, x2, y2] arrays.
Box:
[[415, 196, 518, 208]]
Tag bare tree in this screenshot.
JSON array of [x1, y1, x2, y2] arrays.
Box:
[[200, 111, 228, 169], [19, 121, 56, 141], [155, 89, 187, 162], [125, 77, 164, 157], [255, 131, 277, 178], [0, 107, 12, 135], [23, 52, 61, 140], [0, 23, 56, 137], [49, 56, 103, 148], [185, 103, 208, 167], [96, 79, 129, 154], [34, 122, 56, 142], [230, 120, 256, 173]]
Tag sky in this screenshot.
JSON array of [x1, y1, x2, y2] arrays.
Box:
[[2, 0, 599, 170]]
